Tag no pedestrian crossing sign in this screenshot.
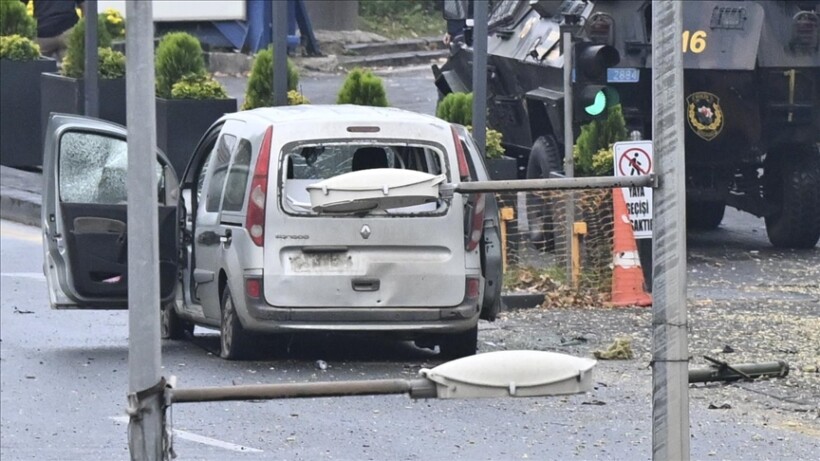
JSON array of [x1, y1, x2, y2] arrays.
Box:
[[613, 140, 653, 239]]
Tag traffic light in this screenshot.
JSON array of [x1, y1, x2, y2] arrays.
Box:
[[574, 42, 621, 120]]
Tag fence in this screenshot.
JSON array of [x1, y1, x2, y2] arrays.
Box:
[[492, 188, 618, 307]]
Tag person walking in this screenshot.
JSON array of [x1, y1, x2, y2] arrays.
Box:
[[25, 0, 84, 62], [442, 0, 471, 46]]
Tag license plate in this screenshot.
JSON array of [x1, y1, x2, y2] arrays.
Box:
[[607, 68, 640, 83]]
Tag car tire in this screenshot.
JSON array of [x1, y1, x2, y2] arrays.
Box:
[[161, 302, 193, 340], [220, 287, 252, 360], [686, 200, 725, 230], [438, 326, 478, 359], [526, 135, 562, 251], [765, 148, 820, 249]]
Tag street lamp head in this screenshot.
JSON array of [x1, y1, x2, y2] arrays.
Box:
[[419, 350, 596, 399]]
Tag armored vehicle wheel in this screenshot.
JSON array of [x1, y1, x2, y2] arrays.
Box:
[[161, 302, 193, 340], [220, 287, 253, 360], [765, 148, 820, 249], [526, 135, 562, 251], [438, 326, 478, 359], [686, 200, 725, 230]]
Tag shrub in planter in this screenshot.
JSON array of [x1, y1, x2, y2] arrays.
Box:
[[1, 34, 56, 167], [436, 92, 472, 126], [0, 34, 39, 61], [61, 16, 113, 78], [155, 37, 236, 175], [337, 68, 388, 107], [0, 0, 36, 39], [241, 47, 299, 110], [102, 8, 125, 40], [170, 73, 228, 100], [155, 32, 207, 98], [97, 47, 125, 79], [287, 90, 310, 105], [437, 92, 514, 178], [572, 104, 627, 176]]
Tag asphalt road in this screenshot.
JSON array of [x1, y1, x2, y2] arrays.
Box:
[[2, 64, 818, 460], [2, 213, 818, 460]]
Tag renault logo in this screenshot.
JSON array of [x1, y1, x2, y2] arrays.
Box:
[[360, 225, 371, 239]]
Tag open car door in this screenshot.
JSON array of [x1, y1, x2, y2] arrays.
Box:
[[454, 125, 503, 321], [41, 114, 180, 309]]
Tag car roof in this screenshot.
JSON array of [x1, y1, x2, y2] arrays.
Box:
[[225, 104, 450, 129]]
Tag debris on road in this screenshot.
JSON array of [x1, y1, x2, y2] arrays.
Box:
[[592, 337, 633, 360]]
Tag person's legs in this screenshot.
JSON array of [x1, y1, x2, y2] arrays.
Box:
[[37, 28, 72, 63]]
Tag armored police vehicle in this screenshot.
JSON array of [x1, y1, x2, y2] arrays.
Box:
[[433, 0, 820, 248]]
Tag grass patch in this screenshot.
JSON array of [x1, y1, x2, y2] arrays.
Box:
[[359, 2, 445, 40]]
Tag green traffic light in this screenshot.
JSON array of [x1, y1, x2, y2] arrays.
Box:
[[584, 90, 607, 116]]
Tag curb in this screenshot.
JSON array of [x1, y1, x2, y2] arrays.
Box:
[[0, 186, 41, 227], [501, 293, 546, 310]]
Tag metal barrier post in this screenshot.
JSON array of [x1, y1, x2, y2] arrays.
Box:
[[272, 0, 288, 106], [125, 2, 165, 459], [84, 0, 99, 118], [562, 26, 575, 284], [651, 1, 690, 459]]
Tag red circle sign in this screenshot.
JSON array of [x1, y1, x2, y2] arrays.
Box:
[[618, 148, 652, 176]]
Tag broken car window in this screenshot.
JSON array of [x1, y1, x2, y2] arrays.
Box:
[[58, 131, 161, 204]]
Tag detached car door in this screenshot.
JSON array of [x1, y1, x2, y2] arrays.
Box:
[[41, 114, 180, 309]]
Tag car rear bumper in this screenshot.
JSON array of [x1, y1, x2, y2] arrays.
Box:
[[238, 294, 480, 335]]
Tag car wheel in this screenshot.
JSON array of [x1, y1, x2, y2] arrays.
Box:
[[686, 200, 725, 230], [161, 302, 193, 340], [220, 287, 252, 360], [765, 148, 820, 248], [438, 326, 478, 359], [526, 135, 562, 251]]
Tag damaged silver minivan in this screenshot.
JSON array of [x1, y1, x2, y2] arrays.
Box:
[[41, 106, 501, 360]]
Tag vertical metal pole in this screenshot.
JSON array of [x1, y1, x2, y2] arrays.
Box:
[[125, 2, 164, 460], [562, 28, 575, 281], [271, 0, 288, 106], [84, 0, 99, 118], [471, 0, 488, 156], [651, 1, 689, 460]]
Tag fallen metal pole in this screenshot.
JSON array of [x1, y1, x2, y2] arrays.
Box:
[[452, 174, 655, 193], [689, 361, 789, 384], [171, 378, 438, 403]]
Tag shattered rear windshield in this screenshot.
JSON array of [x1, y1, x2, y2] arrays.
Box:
[[280, 141, 448, 216]]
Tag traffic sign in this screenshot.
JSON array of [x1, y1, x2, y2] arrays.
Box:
[[613, 141, 653, 239]]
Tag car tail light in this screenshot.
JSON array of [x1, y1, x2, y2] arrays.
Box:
[[466, 192, 485, 251], [245, 126, 273, 246], [451, 126, 470, 180], [245, 277, 262, 299], [465, 277, 481, 300]]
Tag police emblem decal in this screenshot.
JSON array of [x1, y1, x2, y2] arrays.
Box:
[[360, 225, 371, 239], [686, 92, 724, 141]]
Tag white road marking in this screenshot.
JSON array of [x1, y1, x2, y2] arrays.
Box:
[[109, 416, 264, 453], [0, 272, 45, 280], [0, 221, 42, 243]]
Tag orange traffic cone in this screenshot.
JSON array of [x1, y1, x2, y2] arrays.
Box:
[[610, 188, 652, 307]]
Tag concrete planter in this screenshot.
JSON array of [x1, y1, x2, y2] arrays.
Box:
[[40, 72, 127, 132], [485, 156, 519, 180], [0, 57, 57, 168], [156, 97, 237, 176]]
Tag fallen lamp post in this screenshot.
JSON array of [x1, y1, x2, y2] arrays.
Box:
[[168, 350, 597, 404], [688, 359, 789, 384]]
